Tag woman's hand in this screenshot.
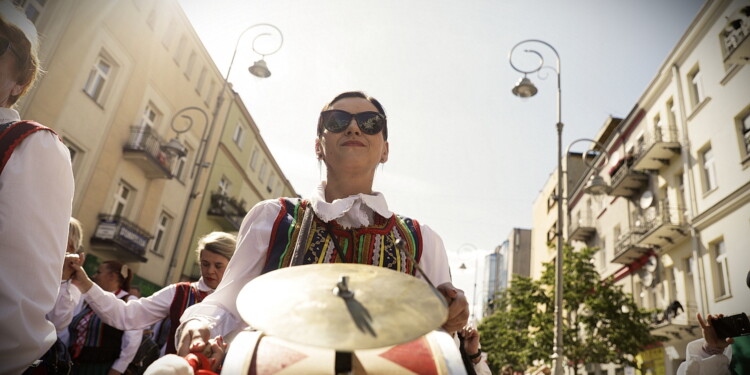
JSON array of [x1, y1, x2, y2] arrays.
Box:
[[61, 253, 81, 280], [437, 282, 470, 334], [68, 260, 94, 293], [460, 325, 481, 363], [698, 313, 734, 354], [177, 319, 212, 357]]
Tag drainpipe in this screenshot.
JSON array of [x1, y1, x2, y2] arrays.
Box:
[[671, 64, 707, 317]]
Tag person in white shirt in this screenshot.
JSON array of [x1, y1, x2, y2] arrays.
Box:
[[68, 232, 236, 357], [0, 2, 74, 374], [175, 91, 470, 372], [67, 261, 142, 374]]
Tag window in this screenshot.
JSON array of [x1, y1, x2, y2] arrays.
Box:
[[653, 114, 663, 141], [162, 18, 176, 47], [684, 257, 696, 307], [151, 212, 172, 255], [110, 181, 133, 217], [267, 174, 276, 193], [737, 111, 750, 161], [667, 98, 677, 128], [688, 66, 705, 107], [232, 123, 245, 148], [13, 0, 45, 24], [547, 187, 557, 211], [667, 267, 677, 302], [174, 36, 187, 64], [172, 155, 187, 181], [218, 176, 231, 196], [63, 138, 84, 175], [259, 161, 268, 183], [205, 80, 216, 107], [185, 51, 197, 79], [249, 146, 259, 170], [599, 236, 607, 269], [546, 222, 557, 243], [712, 239, 730, 298], [196, 67, 207, 94], [139, 103, 160, 128], [83, 56, 112, 103], [700, 145, 718, 192], [146, 7, 157, 30]]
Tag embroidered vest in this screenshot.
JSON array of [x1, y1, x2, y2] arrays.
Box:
[[262, 198, 423, 275], [0, 120, 59, 175], [156, 282, 208, 355], [68, 297, 128, 363]]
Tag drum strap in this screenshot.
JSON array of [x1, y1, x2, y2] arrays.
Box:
[[289, 203, 315, 266]]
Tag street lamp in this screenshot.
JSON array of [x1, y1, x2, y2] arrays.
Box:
[[509, 39, 564, 375], [565, 138, 612, 197], [164, 23, 283, 284]]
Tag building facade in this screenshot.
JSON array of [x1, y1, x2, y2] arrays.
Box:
[[13, 0, 295, 294], [483, 228, 531, 316], [561, 0, 750, 374]]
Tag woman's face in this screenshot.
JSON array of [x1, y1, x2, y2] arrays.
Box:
[[200, 250, 229, 290], [317, 97, 389, 175], [92, 264, 118, 291], [0, 33, 22, 108]]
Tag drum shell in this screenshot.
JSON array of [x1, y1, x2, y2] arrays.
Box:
[[222, 330, 467, 375]]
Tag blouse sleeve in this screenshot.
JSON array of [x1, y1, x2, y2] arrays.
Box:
[[180, 199, 282, 338], [83, 283, 176, 330], [112, 295, 144, 373], [417, 223, 452, 286], [46, 280, 82, 332]]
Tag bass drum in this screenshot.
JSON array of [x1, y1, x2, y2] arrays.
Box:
[[222, 330, 467, 375]]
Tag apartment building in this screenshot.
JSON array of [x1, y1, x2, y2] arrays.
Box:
[[13, 0, 294, 294], [562, 0, 750, 373], [179, 92, 297, 280]]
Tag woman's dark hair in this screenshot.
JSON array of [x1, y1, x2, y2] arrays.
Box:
[[102, 260, 133, 291], [317, 91, 388, 140]]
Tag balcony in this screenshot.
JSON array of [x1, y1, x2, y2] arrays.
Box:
[[612, 231, 651, 264], [634, 199, 688, 252], [650, 300, 700, 342], [122, 125, 178, 179], [569, 210, 596, 242], [632, 126, 681, 171], [208, 191, 248, 231], [723, 8, 750, 65], [90, 214, 151, 262], [608, 155, 649, 197]]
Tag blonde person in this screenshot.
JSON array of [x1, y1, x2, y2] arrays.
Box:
[[176, 91, 470, 370], [67, 260, 142, 374], [68, 232, 236, 357], [47, 217, 86, 335], [0, 2, 74, 373]]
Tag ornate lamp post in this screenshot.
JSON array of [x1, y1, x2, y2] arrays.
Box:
[[163, 23, 283, 284], [509, 39, 564, 375]]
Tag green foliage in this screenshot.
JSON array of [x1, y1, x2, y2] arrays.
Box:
[[478, 246, 661, 373]]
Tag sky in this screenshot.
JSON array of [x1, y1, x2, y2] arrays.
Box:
[[178, 0, 706, 317]]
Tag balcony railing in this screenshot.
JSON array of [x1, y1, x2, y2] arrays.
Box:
[[122, 124, 177, 179], [612, 231, 650, 264], [608, 156, 649, 197], [633, 199, 688, 252], [650, 300, 700, 342], [208, 191, 247, 231], [632, 126, 681, 171], [723, 10, 750, 65], [90, 214, 151, 262], [569, 210, 596, 242]]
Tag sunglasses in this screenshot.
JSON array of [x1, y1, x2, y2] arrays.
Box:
[[319, 110, 387, 136], [0, 37, 18, 58]]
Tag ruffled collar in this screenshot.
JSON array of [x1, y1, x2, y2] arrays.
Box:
[[310, 181, 392, 229], [0, 107, 20, 124]]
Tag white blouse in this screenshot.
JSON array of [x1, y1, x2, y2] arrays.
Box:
[[179, 182, 451, 341], [0, 108, 74, 374]]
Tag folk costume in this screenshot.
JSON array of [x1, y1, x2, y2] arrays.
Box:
[[78, 278, 214, 355], [0, 107, 74, 374], [67, 290, 142, 374], [179, 181, 451, 341]]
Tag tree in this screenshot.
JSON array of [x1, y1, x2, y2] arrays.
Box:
[[479, 246, 662, 374]]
